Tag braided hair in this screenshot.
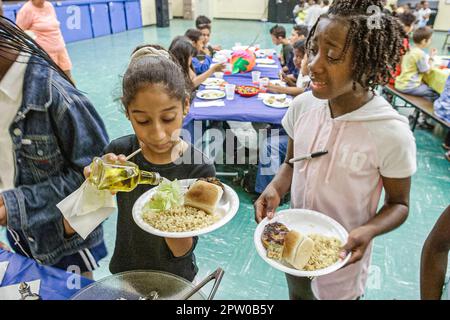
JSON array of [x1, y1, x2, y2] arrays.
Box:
[[0, 16, 74, 86], [306, 0, 406, 91]]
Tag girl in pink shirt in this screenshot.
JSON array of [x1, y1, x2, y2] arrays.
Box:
[[255, 0, 417, 300], [16, 0, 73, 81]]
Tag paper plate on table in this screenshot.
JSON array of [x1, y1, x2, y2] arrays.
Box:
[[133, 179, 239, 238], [202, 78, 226, 86], [263, 95, 292, 108], [256, 58, 276, 65], [196, 90, 226, 100], [270, 79, 287, 87], [254, 209, 351, 277]]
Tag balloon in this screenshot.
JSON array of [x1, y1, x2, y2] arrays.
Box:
[[231, 50, 256, 74]]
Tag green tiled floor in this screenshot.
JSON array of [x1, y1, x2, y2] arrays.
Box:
[[1, 19, 449, 300]]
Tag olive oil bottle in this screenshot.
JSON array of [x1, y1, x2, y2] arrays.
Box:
[[88, 157, 162, 192]]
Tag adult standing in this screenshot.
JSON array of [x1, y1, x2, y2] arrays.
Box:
[[16, 0, 74, 83], [0, 17, 109, 278]]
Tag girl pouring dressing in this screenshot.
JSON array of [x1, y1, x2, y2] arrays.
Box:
[[255, 0, 417, 300], [83, 46, 215, 281]]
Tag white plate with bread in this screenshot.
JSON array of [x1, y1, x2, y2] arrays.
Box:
[[133, 178, 239, 238], [254, 209, 351, 277]]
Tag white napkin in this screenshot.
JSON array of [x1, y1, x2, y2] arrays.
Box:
[[57, 181, 116, 240], [194, 101, 226, 108], [257, 64, 279, 69], [0, 261, 8, 285], [0, 279, 40, 300]]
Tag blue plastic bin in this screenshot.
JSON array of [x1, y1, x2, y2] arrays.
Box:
[[125, 1, 142, 30], [54, 2, 93, 43], [90, 3, 111, 37], [3, 10, 16, 23], [109, 1, 127, 33]]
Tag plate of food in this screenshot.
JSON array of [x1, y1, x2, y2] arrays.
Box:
[[270, 79, 287, 87], [256, 58, 276, 65], [202, 78, 226, 87], [196, 90, 226, 100], [263, 95, 292, 108], [133, 178, 240, 238], [254, 209, 351, 277], [236, 85, 260, 97]]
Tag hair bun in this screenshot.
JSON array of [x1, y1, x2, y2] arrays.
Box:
[[130, 47, 171, 62]]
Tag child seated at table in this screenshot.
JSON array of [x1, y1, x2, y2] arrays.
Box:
[[395, 26, 439, 101], [195, 15, 222, 54], [270, 25, 293, 70], [286, 25, 309, 80], [169, 36, 225, 89], [433, 76, 450, 161], [267, 40, 310, 97], [185, 28, 212, 75]]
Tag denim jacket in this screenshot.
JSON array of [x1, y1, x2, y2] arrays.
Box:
[[1, 56, 109, 265]]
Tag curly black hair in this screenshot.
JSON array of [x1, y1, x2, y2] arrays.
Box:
[[306, 0, 407, 90]]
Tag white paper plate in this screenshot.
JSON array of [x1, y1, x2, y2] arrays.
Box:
[[254, 209, 351, 277], [133, 179, 240, 238], [217, 50, 233, 58], [270, 79, 287, 87], [202, 78, 226, 86], [196, 90, 226, 100], [256, 58, 276, 65], [263, 96, 292, 108]]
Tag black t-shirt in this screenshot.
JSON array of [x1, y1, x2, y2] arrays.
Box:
[[104, 135, 216, 281]]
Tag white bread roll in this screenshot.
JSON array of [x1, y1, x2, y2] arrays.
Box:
[[184, 180, 223, 215], [282, 231, 314, 270]]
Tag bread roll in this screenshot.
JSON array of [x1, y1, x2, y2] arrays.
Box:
[[282, 231, 314, 270], [184, 180, 223, 215]]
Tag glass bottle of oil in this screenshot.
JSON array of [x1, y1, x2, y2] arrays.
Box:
[[88, 157, 162, 192]]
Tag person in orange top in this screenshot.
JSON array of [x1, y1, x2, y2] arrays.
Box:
[[16, 0, 74, 82]]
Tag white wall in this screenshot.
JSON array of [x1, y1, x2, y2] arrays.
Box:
[[141, 0, 157, 26], [170, 0, 269, 21], [434, 0, 450, 31]]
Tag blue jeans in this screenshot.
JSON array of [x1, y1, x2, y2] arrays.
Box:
[[255, 134, 288, 194], [399, 84, 440, 102]]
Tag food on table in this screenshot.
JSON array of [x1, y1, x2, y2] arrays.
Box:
[[266, 96, 287, 105], [142, 178, 224, 232], [236, 85, 259, 97], [184, 180, 224, 215], [283, 231, 315, 270], [261, 223, 343, 271], [203, 78, 226, 86], [199, 91, 225, 99]]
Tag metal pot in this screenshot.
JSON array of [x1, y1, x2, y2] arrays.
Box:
[[70, 268, 224, 300]]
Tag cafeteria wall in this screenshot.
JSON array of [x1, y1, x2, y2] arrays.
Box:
[[434, 0, 450, 32]]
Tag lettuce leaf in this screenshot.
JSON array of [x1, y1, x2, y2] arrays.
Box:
[[144, 180, 183, 212]]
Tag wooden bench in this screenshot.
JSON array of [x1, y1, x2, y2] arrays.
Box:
[[383, 85, 450, 131]]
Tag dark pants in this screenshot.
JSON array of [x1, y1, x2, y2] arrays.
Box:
[[285, 274, 316, 300]]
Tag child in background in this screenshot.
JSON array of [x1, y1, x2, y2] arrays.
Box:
[[255, 0, 416, 300], [304, 0, 323, 29], [395, 27, 439, 101], [185, 28, 212, 75], [169, 36, 225, 89], [268, 40, 309, 97], [389, 12, 416, 86], [195, 15, 222, 53], [433, 76, 450, 161], [83, 45, 216, 281], [286, 25, 309, 79], [270, 25, 293, 70]]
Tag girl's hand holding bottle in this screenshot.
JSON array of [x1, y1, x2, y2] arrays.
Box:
[[212, 62, 226, 73]]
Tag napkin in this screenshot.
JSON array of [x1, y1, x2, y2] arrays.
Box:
[[194, 101, 226, 108], [0, 261, 8, 285], [57, 181, 116, 240], [0, 280, 40, 300], [256, 64, 279, 69]]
